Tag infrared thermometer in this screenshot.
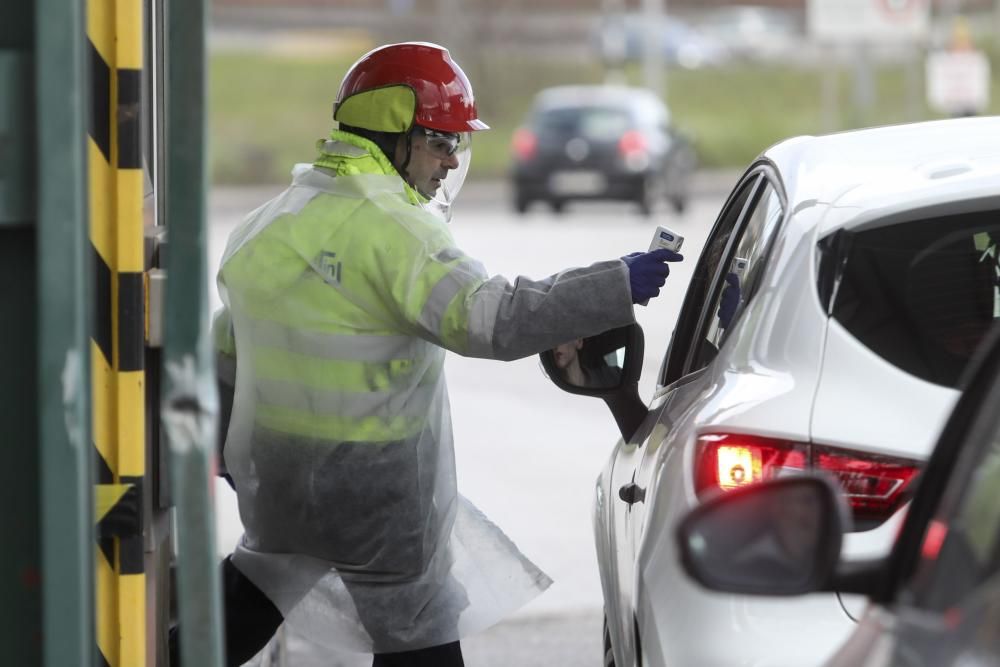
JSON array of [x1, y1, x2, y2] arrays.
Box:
[[647, 225, 684, 254], [712, 256, 749, 345], [730, 256, 748, 282], [638, 225, 685, 306]]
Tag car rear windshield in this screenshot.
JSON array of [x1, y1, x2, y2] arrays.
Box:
[[534, 107, 633, 140], [827, 208, 1000, 388]]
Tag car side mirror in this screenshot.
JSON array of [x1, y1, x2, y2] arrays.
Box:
[[539, 323, 648, 441], [676, 476, 849, 596]]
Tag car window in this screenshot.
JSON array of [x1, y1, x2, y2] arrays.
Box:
[[660, 173, 761, 386], [681, 180, 783, 373], [830, 211, 1000, 388], [536, 107, 632, 140], [903, 376, 1000, 613], [698, 183, 784, 357]]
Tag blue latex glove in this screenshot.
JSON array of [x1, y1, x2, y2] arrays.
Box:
[[621, 248, 684, 304], [717, 272, 741, 329]]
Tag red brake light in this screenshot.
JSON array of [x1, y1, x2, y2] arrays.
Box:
[[715, 444, 760, 489], [695, 433, 921, 530], [920, 519, 948, 561], [512, 128, 537, 161], [617, 130, 647, 156], [813, 446, 921, 526], [695, 434, 807, 495]]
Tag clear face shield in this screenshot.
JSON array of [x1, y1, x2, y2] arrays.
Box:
[[413, 127, 472, 223]]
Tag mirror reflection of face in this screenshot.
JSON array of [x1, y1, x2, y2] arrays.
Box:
[[549, 339, 626, 390], [396, 127, 461, 198], [770, 484, 821, 561], [719, 482, 823, 584], [553, 338, 588, 387], [553, 339, 583, 370]]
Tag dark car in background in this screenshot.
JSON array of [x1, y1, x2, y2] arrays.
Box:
[[509, 85, 696, 216]]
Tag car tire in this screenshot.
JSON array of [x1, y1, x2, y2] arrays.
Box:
[[603, 615, 616, 667], [636, 176, 660, 217], [514, 194, 529, 214], [637, 187, 654, 217], [671, 195, 687, 215]]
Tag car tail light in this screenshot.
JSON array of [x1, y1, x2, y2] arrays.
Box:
[[512, 128, 537, 161], [695, 433, 921, 530], [695, 434, 807, 493], [617, 130, 648, 157], [813, 446, 921, 527], [920, 519, 949, 561]]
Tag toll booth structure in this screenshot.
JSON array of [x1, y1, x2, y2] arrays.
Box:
[[1, 1, 224, 665]]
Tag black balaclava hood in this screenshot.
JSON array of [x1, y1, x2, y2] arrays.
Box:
[[338, 124, 414, 181]]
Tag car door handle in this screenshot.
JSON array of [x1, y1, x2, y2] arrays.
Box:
[[618, 482, 646, 505]]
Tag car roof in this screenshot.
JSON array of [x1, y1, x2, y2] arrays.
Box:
[[763, 116, 1000, 236]]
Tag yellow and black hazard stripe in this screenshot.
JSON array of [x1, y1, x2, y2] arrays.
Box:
[[88, 1, 146, 665]]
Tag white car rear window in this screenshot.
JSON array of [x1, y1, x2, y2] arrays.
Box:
[[829, 209, 1000, 388]]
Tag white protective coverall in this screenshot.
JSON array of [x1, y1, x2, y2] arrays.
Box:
[[214, 130, 636, 653]]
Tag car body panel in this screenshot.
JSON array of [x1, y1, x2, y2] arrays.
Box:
[[811, 318, 960, 463], [640, 529, 856, 667]]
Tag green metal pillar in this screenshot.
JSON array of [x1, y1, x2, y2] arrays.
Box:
[[0, 3, 40, 665], [163, 0, 224, 664], [36, 0, 94, 666], [2, 0, 92, 664]]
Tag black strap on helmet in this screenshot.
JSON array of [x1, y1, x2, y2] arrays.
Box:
[[397, 128, 415, 178]]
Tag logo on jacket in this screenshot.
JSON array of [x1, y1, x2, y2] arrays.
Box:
[[318, 251, 343, 284]]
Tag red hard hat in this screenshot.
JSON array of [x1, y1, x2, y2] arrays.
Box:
[[334, 42, 489, 134]]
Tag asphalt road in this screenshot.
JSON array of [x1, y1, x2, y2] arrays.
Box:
[[209, 177, 731, 666]]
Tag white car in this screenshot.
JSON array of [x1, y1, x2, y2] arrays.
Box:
[[540, 116, 1000, 667]]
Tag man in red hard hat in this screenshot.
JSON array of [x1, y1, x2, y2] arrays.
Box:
[[201, 42, 682, 666]]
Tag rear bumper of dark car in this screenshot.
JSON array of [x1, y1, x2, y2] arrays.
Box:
[[512, 168, 648, 202]]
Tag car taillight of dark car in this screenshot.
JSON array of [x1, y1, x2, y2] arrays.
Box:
[[694, 433, 921, 531], [512, 128, 537, 161], [617, 130, 650, 171]]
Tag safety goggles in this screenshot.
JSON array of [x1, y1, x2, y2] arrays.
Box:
[[413, 126, 469, 160]]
